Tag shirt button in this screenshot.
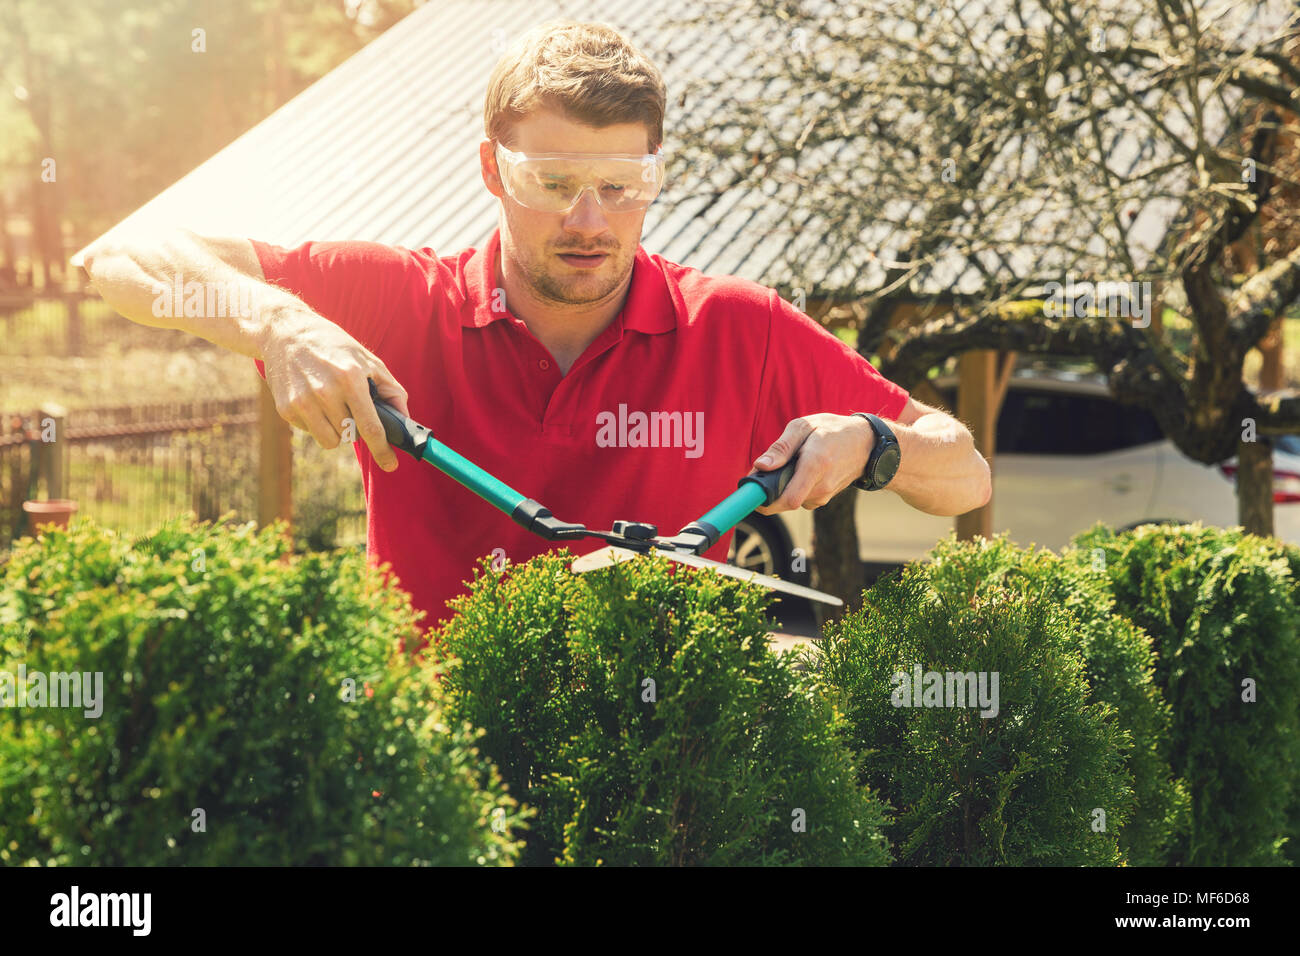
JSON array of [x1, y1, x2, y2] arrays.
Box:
[[539, 359, 550, 370]]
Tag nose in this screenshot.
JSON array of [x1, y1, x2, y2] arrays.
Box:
[[562, 186, 610, 234]]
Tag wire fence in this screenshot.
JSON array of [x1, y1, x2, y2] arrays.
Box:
[[0, 396, 366, 557]]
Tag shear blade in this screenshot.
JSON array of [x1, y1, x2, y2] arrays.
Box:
[[571, 545, 843, 607]]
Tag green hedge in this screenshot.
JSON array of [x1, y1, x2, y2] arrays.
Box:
[[812, 537, 1136, 865], [6, 511, 1291, 867], [0, 516, 524, 866], [1286, 541, 1300, 865], [433, 550, 891, 866], [1071, 523, 1300, 866]]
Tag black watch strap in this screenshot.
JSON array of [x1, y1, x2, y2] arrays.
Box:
[[850, 412, 901, 491]]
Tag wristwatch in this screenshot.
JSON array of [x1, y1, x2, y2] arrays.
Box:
[[849, 412, 901, 491]]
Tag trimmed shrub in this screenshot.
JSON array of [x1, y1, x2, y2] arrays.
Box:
[[0, 515, 524, 866], [433, 549, 891, 866], [1070, 523, 1300, 866], [917, 535, 1188, 865], [812, 541, 1134, 865]]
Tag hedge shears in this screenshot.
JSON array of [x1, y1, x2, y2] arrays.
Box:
[[368, 381, 842, 606]]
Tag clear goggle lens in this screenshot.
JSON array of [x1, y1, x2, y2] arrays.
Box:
[[495, 143, 666, 212]]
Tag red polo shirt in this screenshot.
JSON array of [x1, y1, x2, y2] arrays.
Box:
[[251, 228, 908, 639]]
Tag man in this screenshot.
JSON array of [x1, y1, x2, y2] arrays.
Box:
[[83, 20, 990, 640]]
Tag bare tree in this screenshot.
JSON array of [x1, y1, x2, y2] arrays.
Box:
[[654, 0, 1300, 602]]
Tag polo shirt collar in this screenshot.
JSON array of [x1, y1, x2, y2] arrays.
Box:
[[463, 228, 675, 334]]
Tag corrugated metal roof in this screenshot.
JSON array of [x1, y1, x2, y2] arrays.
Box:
[[73, 0, 1294, 299]]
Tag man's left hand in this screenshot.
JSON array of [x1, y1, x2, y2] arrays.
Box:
[[749, 414, 873, 514]]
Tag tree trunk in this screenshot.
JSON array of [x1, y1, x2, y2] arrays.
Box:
[[0, 189, 16, 290], [18, 25, 61, 290], [1237, 435, 1274, 537], [811, 490, 863, 627]]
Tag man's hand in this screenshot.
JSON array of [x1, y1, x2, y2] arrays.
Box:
[[259, 311, 410, 473], [82, 228, 411, 474], [749, 414, 873, 514], [751, 400, 992, 517]]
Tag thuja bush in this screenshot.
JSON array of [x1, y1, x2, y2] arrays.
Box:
[[433, 550, 891, 866], [0, 515, 524, 866], [811, 542, 1134, 866], [916, 535, 1189, 865], [1287, 542, 1300, 865], [1070, 523, 1300, 866]]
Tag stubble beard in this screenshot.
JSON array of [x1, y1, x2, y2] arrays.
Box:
[[525, 246, 630, 306]]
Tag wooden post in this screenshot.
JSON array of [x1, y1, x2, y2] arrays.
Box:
[[1231, 233, 1284, 392], [955, 350, 996, 541], [36, 402, 67, 498], [1259, 316, 1285, 393], [65, 292, 81, 356], [993, 350, 1017, 408], [1148, 278, 1165, 339], [257, 380, 293, 535]]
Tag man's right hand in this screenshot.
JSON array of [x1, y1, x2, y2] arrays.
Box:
[[259, 310, 410, 472], [81, 228, 410, 472]]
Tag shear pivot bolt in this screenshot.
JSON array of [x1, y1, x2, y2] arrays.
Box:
[[612, 520, 657, 540]]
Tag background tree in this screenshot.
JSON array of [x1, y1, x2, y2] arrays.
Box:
[[659, 0, 1300, 607], [0, 0, 422, 288]]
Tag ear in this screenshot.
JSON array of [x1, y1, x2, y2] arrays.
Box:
[[480, 140, 505, 198]]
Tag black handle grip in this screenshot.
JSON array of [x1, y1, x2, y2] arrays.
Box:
[[368, 379, 431, 458], [739, 451, 800, 505]]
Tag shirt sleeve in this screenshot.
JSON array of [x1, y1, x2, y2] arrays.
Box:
[[749, 289, 910, 462], [249, 239, 415, 380]]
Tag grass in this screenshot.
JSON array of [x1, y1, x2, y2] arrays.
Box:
[[1, 295, 260, 411], [2, 340, 259, 412], [64, 455, 210, 535]]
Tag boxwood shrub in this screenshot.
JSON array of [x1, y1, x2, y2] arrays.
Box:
[[1070, 523, 1300, 866], [432, 549, 892, 867], [0, 515, 524, 866], [811, 539, 1135, 865]]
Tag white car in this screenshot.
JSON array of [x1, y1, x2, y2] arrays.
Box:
[[729, 369, 1300, 584]]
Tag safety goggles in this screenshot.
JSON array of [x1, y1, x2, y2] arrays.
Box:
[[493, 142, 666, 213]]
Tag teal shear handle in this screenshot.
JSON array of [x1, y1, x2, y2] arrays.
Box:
[[697, 461, 797, 534], [368, 380, 525, 517], [367, 379, 797, 552], [368, 380, 585, 539], [669, 456, 797, 553]]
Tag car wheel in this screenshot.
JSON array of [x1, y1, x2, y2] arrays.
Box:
[[728, 514, 803, 584]]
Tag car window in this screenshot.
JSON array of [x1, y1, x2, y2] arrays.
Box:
[[1276, 434, 1300, 456], [935, 386, 1163, 454]]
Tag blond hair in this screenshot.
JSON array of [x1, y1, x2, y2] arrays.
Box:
[[483, 20, 667, 152]]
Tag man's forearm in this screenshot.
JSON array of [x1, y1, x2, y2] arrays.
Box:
[[883, 412, 991, 516], [82, 229, 298, 360]]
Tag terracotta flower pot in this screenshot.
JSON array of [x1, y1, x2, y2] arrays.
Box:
[[22, 498, 78, 533]]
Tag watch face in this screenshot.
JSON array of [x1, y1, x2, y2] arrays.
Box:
[[876, 444, 902, 485]]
